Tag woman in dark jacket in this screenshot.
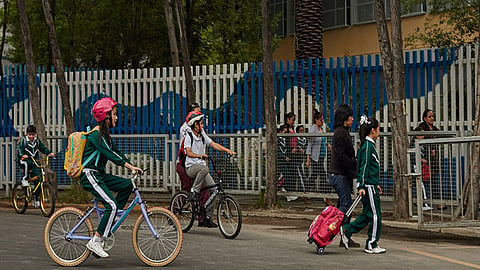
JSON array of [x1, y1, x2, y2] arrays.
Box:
[[328, 104, 360, 248]]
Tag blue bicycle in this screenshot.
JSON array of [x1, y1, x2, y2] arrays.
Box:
[[44, 170, 183, 267]]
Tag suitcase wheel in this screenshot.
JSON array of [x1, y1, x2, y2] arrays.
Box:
[[317, 247, 325, 255]]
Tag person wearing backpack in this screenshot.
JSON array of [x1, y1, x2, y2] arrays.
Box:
[[16, 125, 55, 207], [80, 97, 143, 258], [184, 111, 236, 228], [177, 102, 207, 190]]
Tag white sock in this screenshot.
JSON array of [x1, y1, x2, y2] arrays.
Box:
[[93, 235, 102, 242]]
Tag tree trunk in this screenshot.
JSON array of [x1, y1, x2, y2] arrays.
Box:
[[17, 0, 46, 142], [373, 0, 409, 220], [42, 0, 75, 135], [0, 0, 9, 78], [174, 0, 195, 105], [163, 0, 180, 67], [262, 0, 277, 208], [42, 0, 77, 193], [295, 0, 324, 60], [465, 47, 480, 219]]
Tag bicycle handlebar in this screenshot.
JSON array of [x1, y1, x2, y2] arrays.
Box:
[[28, 155, 51, 168]]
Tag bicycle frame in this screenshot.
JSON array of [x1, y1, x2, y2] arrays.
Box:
[[198, 156, 227, 212], [26, 157, 48, 199], [66, 174, 160, 242]]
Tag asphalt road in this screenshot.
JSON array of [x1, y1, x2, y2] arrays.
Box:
[[2, 208, 480, 270]]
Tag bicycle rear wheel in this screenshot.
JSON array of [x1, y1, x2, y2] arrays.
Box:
[[40, 182, 55, 217], [217, 194, 242, 239], [44, 207, 94, 267], [12, 183, 28, 214], [169, 191, 195, 232], [132, 207, 183, 267]]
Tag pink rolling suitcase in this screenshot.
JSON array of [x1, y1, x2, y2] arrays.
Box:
[[307, 196, 362, 255]]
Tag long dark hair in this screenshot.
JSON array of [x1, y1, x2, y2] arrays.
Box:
[[422, 109, 432, 122], [334, 104, 353, 128], [359, 116, 379, 146], [99, 108, 115, 145], [313, 109, 323, 122]]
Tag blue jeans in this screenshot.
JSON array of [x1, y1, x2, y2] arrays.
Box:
[[328, 174, 353, 224]]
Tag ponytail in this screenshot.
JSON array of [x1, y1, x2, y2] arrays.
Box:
[[359, 115, 379, 146]]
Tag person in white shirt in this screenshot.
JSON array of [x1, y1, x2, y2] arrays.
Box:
[[184, 112, 236, 227], [179, 103, 201, 142]]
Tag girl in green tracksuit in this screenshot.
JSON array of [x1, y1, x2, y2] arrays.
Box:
[[80, 97, 142, 258], [341, 115, 386, 254]]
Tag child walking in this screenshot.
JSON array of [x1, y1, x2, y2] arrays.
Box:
[[341, 115, 385, 254]]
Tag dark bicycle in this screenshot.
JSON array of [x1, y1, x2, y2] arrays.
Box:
[[170, 155, 242, 239]]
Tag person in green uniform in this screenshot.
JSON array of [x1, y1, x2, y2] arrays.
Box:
[[16, 125, 55, 206], [341, 115, 385, 254], [81, 97, 143, 258]]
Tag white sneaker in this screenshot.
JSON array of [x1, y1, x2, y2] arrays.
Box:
[[340, 226, 349, 250], [21, 180, 29, 187], [286, 195, 298, 202], [422, 205, 433, 211], [33, 199, 40, 208], [87, 239, 109, 258], [364, 246, 386, 254]]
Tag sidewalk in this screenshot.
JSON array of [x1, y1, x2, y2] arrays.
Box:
[[2, 191, 480, 239]]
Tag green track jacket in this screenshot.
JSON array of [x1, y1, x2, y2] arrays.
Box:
[[82, 130, 130, 173], [16, 137, 52, 160], [356, 136, 380, 190]]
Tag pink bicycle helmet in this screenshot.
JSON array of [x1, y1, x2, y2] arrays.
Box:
[[92, 97, 117, 122]]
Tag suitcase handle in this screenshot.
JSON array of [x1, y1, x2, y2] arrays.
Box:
[[345, 195, 362, 217]]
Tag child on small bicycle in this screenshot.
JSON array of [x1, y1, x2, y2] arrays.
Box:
[[184, 111, 236, 228], [16, 125, 55, 206], [80, 97, 143, 258]]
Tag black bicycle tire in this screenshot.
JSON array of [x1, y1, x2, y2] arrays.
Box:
[[217, 194, 242, 239], [40, 182, 56, 217], [12, 183, 28, 214], [169, 191, 195, 233]]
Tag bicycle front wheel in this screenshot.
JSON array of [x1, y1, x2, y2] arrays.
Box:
[[40, 182, 55, 217], [132, 207, 183, 267], [169, 191, 195, 232], [44, 207, 94, 267], [12, 183, 28, 214], [217, 194, 242, 239]]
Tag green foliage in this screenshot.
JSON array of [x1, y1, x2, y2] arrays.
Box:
[[404, 0, 479, 47], [57, 181, 92, 204], [192, 0, 264, 65], [4, 0, 268, 68]]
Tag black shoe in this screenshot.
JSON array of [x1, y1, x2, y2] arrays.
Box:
[[339, 238, 360, 248], [189, 191, 199, 201], [203, 217, 218, 228]]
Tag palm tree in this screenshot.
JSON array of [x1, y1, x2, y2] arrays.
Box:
[[295, 0, 324, 60]]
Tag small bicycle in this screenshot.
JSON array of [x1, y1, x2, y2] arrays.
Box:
[[170, 155, 242, 239], [44, 169, 183, 267], [12, 156, 55, 217]]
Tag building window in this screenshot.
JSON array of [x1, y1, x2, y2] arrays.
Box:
[[325, 0, 349, 29], [271, 0, 294, 37], [352, 0, 426, 24]]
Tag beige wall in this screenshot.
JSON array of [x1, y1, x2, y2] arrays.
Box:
[[273, 14, 438, 62]]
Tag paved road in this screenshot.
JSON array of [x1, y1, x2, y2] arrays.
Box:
[[2, 208, 480, 270]]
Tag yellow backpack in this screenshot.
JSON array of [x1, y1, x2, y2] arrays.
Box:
[[64, 127, 99, 179]]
